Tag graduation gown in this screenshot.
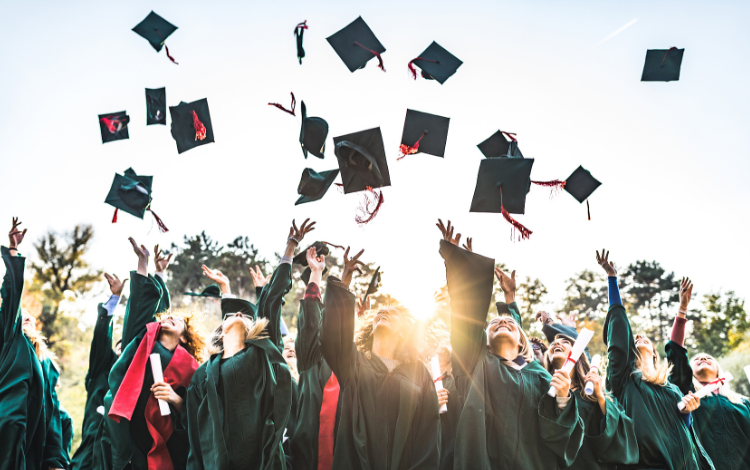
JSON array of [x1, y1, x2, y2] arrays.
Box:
[[71, 302, 118, 470], [440, 240, 584, 470], [291, 290, 342, 470], [666, 341, 750, 469], [438, 374, 460, 470], [604, 304, 714, 470], [185, 263, 293, 470], [60, 405, 74, 459], [319, 277, 441, 470], [0, 247, 47, 470], [41, 356, 70, 469]]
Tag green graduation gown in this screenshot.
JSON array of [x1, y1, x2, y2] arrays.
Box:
[[0, 247, 47, 470], [60, 405, 74, 459], [319, 277, 441, 470], [440, 240, 584, 470], [185, 263, 293, 470], [666, 341, 750, 469], [71, 301, 118, 470], [41, 356, 70, 469], [604, 304, 714, 470]]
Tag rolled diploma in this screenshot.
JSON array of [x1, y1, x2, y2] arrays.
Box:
[[150, 353, 171, 416], [431, 355, 447, 414], [584, 354, 602, 396], [744, 365, 750, 385], [548, 328, 595, 397], [677, 372, 733, 410]]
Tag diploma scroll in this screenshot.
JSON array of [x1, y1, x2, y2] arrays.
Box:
[[677, 372, 733, 411], [584, 354, 602, 396], [547, 328, 595, 397], [150, 353, 171, 416], [431, 355, 448, 414]]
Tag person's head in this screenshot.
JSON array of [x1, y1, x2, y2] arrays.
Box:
[[21, 310, 54, 361], [22, 310, 36, 330], [355, 305, 419, 363], [208, 313, 269, 356], [633, 332, 671, 386], [157, 312, 205, 363], [691, 353, 719, 382], [529, 336, 547, 363], [283, 335, 299, 381], [543, 334, 596, 400], [634, 333, 655, 359], [486, 315, 534, 362]]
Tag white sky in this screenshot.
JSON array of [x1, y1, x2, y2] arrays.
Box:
[[1, 0, 748, 321]]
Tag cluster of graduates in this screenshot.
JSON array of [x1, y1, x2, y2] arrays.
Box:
[[2, 216, 749, 470]]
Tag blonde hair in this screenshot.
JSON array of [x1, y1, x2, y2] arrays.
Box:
[[633, 335, 672, 386], [486, 315, 535, 363], [207, 317, 269, 357], [156, 310, 207, 363], [23, 322, 57, 363], [691, 355, 748, 405]]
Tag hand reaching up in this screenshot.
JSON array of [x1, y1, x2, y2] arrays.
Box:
[[249, 265, 271, 288], [306, 246, 326, 273], [557, 311, 577, 328], [288, 218, 316, 245], [436, 219, 461, 246], [462, 237, 473, 252], [8, 217, 27, 249], [536, 311, 554, 325], [356, 296, 371, 317], [679, 277, 693, 313], [154, 245, 173, 274], [341, 246, 365, 287], [495, 268, 517, 303], [202, 265, 230, 294], [129, 238, 149, 276], [596, 249, 617, 277], [104, 273, 127, 297]]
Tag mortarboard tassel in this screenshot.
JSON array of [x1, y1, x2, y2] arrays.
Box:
[[148, 208, 169, 233], [191, 111, 207, 141], [355, 187, 384, 225], [353, 42, 386, 72], [268, 92, 297, 116], [499, 187, 532, 240], [100, 117, 128, 134], [532, 179, 566, 198], [407, 57, 439, 80], [661, 47, 678, 67], [112, 208, 119, 223], [322, 241, 346, 251], [587, 200, 591, 221], [154, 29, 179, 64], [398, 132, 426, 160], [294, 21, 308, 64], [501, 131, 517, 142]]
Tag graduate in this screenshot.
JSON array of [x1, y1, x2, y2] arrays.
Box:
[[185, 219, 314, 470], [597, 250, 715, 470], [665, 278, 750, 470], [319, 245, 441, 470], [437, 219, 584, 470], [70, 273, 124, 470], [106, 239, 204, 470], [537, 313, 639, 469], [281, 333, 299, 469]]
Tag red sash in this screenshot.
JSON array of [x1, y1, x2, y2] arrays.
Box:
[[317, 372, 340, 470], [109, 322, 198, 470]]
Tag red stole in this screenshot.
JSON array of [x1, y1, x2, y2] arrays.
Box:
[[317, 372, 340, 470], [109, 322, 198, 470]]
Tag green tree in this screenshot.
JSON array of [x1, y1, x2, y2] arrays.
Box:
[[621, 261, 680, 344], [686, 291, 749, 358], [562, 270, 608, 322], [517, 277, 548, 329]]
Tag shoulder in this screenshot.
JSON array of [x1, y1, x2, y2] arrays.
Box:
[[524, 360, 552, 380]]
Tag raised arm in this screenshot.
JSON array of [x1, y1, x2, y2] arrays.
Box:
[[496, 268, 524, 329], [320, 247, 363, 386], [0, 218, 27, 348], [295, 246, 326, 371], [120, 238, 162, 347], [153, 245, 173, 315], [86, 273, 123, 389], [42, 360, 69, 470], [250, 265, 271, 300], [666, 277, 694, 395]]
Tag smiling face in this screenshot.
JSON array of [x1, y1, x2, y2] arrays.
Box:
[[548, 336, 573, 368], [372, 308, 405, 336], [160, 315, 187, 341], [634, 334, 655, 358], [486, 316, 521, 348], [283, 337, 296, 362], [22, 311, 36, 330], [691, 354, 719, 381]]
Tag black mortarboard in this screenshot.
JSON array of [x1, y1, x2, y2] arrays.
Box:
[[221, 298, 257, 319], [104, 168, 153, 219], [333, 127, 391, 193], [641, 48, 684, 82], [564, 166, 601, 203], [183, 285, 222, 298], [408, 41, 463, 84], [362, 266, 380, 306], [294, 21, 308, 64], [146, 88, 166, 125], [296, 168, 339, 205], [169, 99, 214, 154], [98, 111, 130, 144], [477, 130, 523, 159], [293, 242, 330, 284], [399, 109, 450, 158], [326, 16, 386, 72], [132, 11, 179, 63], [299, 101, 328, 159], [470, 158, 534, 214]]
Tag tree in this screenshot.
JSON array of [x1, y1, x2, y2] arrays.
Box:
[[562, 270, 608, 322], [686, 291, 749, 358], [621, 261, 680, 344], [517, 277, 548, 330]]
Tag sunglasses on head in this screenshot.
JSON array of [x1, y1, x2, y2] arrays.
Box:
[[226, 312, 253, 320]]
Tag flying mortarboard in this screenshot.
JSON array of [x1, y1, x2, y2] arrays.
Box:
[[293, 241, 330, 284], [104, 168, 169, 232], [169, 98, 214, 154], [184, 285, 222, 298], [221, 298, 257, 319], [98, 111, 130, 144], [327, 16, 386, 72], [361, 266, 380, 309], [399, 109, 450, 159], [477, 130, 523, 159], [407, 41, 463, 84], [470, 158, 534, 239], [299, 101, 328, 159], [132, 11, 179, 64], [146, 88, 166, 125], [564, 166, 601, 220], [296, 168, 340, 205], [294, 21, 308, 64], [641, 48, 684, 82]]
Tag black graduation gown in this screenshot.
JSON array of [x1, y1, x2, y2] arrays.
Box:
[[41, 356, 69, 469], [438, 374, 460, 470]]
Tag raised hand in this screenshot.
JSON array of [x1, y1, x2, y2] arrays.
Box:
[[249, 265, 271, 288], [104, 273, 127, 297], [288, 218, 317, 245], [356, 296, 371, 317], [129, 238, 149, 276], [557, 311, 577, 328], [202, 265, 230, 294], [535, 311, 554, 325], [596, 249, 617, 277], [495, 268, 517, 303], [679, 277, 693, 313], [8, 217, 27, 249], [154, 245, 173, 273], [306, 246, 326, 272], [436, 219, 462, 246], [462, 237, 473, 252], [341, 246, 365, 287]]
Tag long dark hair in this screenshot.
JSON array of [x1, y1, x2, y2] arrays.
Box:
[[543, 336, 597, 402]]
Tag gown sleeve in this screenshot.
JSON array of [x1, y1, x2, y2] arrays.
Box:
[[506, 301, 524, 330], [665, 316, 693, 395], [603, 302, 637, 396], [584, 395, 639, 465], [295, 283, 324, 372], [319, 277, 357, 386], [537, 389, 584, 468], [256, 262, 292, 351], [120, 272, 162, 348], [85, 300, 118, 391], [42, 360, 69, 469], [0, 246, 25, 350], [405, 371, 442, 470], [152, 273, 171, 315], [185, 376, 206, 470]]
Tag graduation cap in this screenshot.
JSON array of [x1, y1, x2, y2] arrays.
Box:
[[299, 101, 328, 159], [98, 111, 130, 144], [362, 266, 380, 308], [564, 166, 601, 220], [399, 109, 450, 159], [183, 285, 222, 298], [407, 41, 463, 84], [470, 158, 534, 239], [296, 168, 339, 205], [293, 242, 330, 284], [132, 11, 179, 64], [477, 130, 523, 159], [294, 20, 308, 64], [221, 298, 257, 319], [104, 168, 169, 232], [327, 16, 386, 72], [641, 48, 684, 82], [146, 88, 166, 125], [169, 98, 214, 154]]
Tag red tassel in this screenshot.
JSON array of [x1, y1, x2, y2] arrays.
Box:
[[112, 208, 119, 223], [268, 92, 296, 116], [499, 187, 532, 240], [100, 117, 126, 134], [148, 208, 169, 233], [355, 187, 384, 225], [192, 110, 207, 141], [661, 47, 677, 66], [334, 183, 344, 194], [532, 179, 566, 198], [354, 42, 385, 72], [407, 57, 438, 80], [154, 29, 178, 64], [294, 20, 308, 34], [587, 200, 591, 221], [501, 131, 517, 142], [322, 241, 346, 251], [397, 132, 426, 160]]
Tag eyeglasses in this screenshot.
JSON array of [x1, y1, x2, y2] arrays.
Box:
[[225, 312, 254, 320], [532, 344, 541, 351], [161, 315, 185, 324]]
